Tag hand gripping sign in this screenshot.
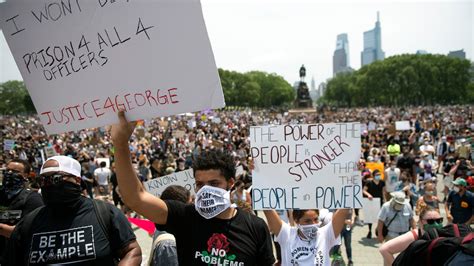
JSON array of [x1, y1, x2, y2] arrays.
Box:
[[250, 123, 363, 210], [0, 0, 224, 134]]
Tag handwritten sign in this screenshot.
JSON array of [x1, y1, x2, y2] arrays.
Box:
[[144, 169, 195, 197], [0, 0, 225, 134], [395, 121, 411, 131], [250, 123, 362, 210], [361, 198, 381, 224], [3, 139, 15, 151]]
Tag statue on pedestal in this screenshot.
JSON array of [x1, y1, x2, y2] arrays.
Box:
[[295, 64, 313, 108]]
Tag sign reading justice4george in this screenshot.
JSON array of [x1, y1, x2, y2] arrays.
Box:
[[250, 123, 362, 210], [0, 0, 225, 134]]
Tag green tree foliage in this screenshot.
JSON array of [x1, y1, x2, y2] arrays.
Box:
[[218, 69, 294, 107], [0, 80, 36, 114], [320, 54, 474, 106]]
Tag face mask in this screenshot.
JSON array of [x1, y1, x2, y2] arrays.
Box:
[[425, 191, 434, 196], [423, 222, 443, 231], [453, 186, 460, 193], [297, 224, 318, 241], [390, 165, 396, 170], [1, 171, 26, 199], [41, 181, 82, 208], [374, 175, 381, 181], [195, 185, 231, 219]]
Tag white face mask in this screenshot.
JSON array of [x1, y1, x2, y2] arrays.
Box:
[[453, 186, 460, 193], [195, 185, 231, 219], [297, 224, 318, 241]]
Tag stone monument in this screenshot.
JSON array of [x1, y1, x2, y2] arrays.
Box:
[[294, 64, 313, 108]]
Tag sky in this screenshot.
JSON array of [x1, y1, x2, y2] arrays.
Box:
[[1, 0, 472, 86]]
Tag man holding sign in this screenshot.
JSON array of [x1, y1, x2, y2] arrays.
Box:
[[111, 111, 275, 266]]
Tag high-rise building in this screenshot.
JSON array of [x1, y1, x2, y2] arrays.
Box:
[[416, 50, 428, 55], [361, 12, 385, 66], [333, 33, 350, 76], [448, 49, 466, 59]]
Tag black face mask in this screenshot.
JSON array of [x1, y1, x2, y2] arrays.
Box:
[[41, 181, 82, 208], [1, 171, 26, 200]]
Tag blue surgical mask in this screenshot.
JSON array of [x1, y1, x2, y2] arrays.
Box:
[[375, 175, 381, 181]]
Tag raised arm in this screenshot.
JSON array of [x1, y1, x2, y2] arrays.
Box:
[[111, 111, 169, 225], [331, 209, 350, 239], [263, 210, 283, 236]]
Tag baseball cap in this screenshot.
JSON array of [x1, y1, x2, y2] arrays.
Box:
[[40, 156, 81, 177], [452, 178, 467, 187]]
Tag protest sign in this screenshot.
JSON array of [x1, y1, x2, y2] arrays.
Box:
[[96, 158, 110, 169], [44, 146, 57, 158], [368, 122, 377, 131], [361, 198, 381, 224], [395, 121, 411, 131], [365, 162, 385, 180], [250, 123, 362, 210], [144, 169, 195, 197], [172, 130, 186, 139], [0, 0, 225, 135], [3, 139, 15, 151]]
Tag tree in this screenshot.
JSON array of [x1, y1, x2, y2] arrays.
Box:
[[0, 80, 35, 114], [320, 54, 473, 106], [218, 68, 294, 107]]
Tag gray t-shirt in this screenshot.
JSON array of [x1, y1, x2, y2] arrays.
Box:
[[378, 201, 413, 236]]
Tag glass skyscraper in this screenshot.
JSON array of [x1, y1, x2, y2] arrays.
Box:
[[333, 33, 350, 76], [361, 12, 385, 66]]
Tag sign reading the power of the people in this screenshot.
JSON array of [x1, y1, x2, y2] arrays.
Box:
[[250, 123, 362, 210], [0, 0, 224, 135]]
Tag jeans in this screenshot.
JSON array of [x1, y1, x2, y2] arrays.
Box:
[[341, 227, 352, 260]]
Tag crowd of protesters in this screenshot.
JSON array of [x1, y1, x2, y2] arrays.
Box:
[[1, 105, 473, 265]]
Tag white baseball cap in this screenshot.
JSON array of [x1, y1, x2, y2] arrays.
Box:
[[40, 156, 81, 177]]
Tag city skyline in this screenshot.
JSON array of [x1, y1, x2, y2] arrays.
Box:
[[1, 0, 472, 86]]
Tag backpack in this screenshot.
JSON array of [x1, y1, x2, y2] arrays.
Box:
[[393, 224, 474, 266]]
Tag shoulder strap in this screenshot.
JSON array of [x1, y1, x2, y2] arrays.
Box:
[[20, 206, 45, 242], [92, 199, 112, 244], [453, 224, 460, 237], [386, 211, 400, 228], [462, 233, 474, 244], [427, 237, 444, 266]]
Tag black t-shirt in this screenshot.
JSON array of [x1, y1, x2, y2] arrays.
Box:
[[0, 189, 44, 264], [7, 197, 136, 265], [161, 200, 275, 266], [365, 180, 385, 200]]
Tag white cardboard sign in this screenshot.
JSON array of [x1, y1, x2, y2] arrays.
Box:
[[395, 121, 411, 131], [144, 169, 195, 197], [250, 123, 362, 210], [0, 0, 224, 134], [361, 198, 381, 224]]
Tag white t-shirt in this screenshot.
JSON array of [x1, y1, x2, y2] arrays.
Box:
[[94, 167, 111, 186], [385, 168, 401, 192], [275, 221, 337, 266]]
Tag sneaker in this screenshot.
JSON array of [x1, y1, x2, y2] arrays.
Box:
[[366, 231, 372, 239]]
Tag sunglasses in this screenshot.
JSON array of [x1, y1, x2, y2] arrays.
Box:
[[37, 173, 74, 187], [425, 218, 443, 224]]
